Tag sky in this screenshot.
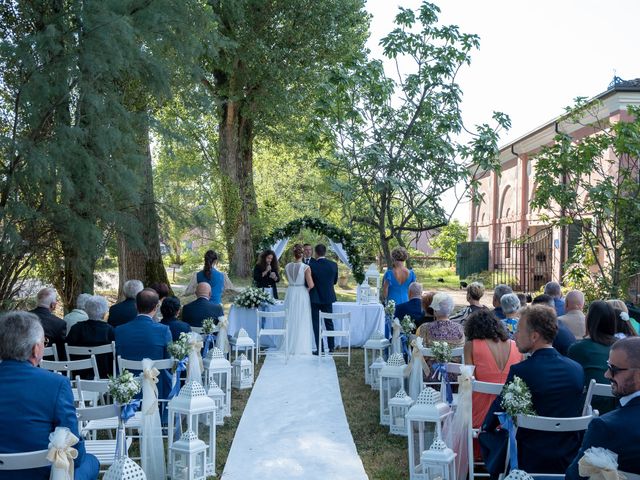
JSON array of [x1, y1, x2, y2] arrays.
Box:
[[365, 0, 640, 222]]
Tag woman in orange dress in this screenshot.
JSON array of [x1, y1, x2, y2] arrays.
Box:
[[463, 308, 522, 428]]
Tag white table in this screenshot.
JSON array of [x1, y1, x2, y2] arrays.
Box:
[[331, 302, 385, 347]]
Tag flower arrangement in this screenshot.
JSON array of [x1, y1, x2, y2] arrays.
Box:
[[430, 340, 452, 363], [234, 287, 276, 309], [384, 300, 396, 317], [256, 216, 365, 283], [202, 317, 218, 334], [501, 376, 535, 417], [167, 332, 190, 360], [108, 369, 141, 405], [400, 315, 416, 334]]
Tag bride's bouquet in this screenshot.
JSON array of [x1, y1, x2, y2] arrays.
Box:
[[234, 287, 276, 309]]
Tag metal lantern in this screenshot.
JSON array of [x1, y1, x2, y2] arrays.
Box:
[[365, 264, 380, 302], [104, 457, 146, 480], [420, 438, 457, 480], [406, 387, 452, 480], [389, 389, 414, 436], [167, 381, 216, 477], [231, 353, 253, 390], [356, 283, 371, 305], [203, 347, 232, 417], [364, 331, 390, 385], [370, 356, 386, 391], [169, 430, 208, 480], [206, 380, 225, 426], [229, 328, 256, 365], [379, 353, 407, 426]]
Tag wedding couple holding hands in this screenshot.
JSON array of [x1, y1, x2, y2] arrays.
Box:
[[282, 243, 338, 356]]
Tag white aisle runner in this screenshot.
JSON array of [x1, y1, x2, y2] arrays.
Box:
[[222, 355, 368, 479]]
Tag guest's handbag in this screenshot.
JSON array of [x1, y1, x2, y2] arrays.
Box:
[[478, 428, 509, 479]]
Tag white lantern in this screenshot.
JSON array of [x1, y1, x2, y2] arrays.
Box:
[[231, 353, 253, 390], [229, 328, 256, 365], [370, 356, 386, 391], [406, 388, 451, 480], [364, 331, 390, 385], [379, 353, 407, 426], [389, 389, 413, 436], [365, 264, 380, 303], [356, 283, 371, 305], [104, 457, 146, 480], [167, 381, 216, 477], [169, 430, 208, 480], [203, 347, 232, 417], [420, 437, 457, 480], [206, 380, 225, 426]]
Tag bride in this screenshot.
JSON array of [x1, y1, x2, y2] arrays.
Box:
[[282, 244, 316, 355]]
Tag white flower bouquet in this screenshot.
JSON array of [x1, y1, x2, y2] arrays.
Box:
[[234, 287, 276, 309], [108, 369, 141, 405], [167, 332, 190, 360], [430, 340, 452, 363], [202, 317, 218, 334], [384, 300, 396, 317], [400, 315, 416, 334], [501, 376, 535, 417]]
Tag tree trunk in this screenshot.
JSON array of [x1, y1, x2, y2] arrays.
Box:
[[380, 232, 392, 268], [218, 99, 258, 277]]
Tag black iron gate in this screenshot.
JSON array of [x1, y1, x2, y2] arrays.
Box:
[[492, 228, 553, 293]]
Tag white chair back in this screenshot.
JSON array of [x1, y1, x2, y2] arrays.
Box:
[[65, 342, 116, 378], [75, 377, 109, 407], [256, 310, 287, 363], [319, 311, 351, 366], [76, 404, 121, 423], [117, 357, 175, 372], [421, 345, 464, 361], [0, 449, 50, 470], [40, 357, 100, 381], [515, 414, 593, 432], [191, 326, 203, 334], [43, 344, 59, 361], [582, 378, 596, 415], [469, 379, 504, 479], [592, 382, 614, 398]]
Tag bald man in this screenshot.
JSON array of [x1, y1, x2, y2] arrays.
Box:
[[558, 290, 586, 338], [182, 282, 223, 327]]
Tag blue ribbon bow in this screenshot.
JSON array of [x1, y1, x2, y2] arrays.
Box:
[[400, 333, 411, 361], [432, 362, 453, 404], [168, 357, 188, 399], [203, 333, 216, 357], [498, 412, 518, 470], [120, 399, 141, 423]]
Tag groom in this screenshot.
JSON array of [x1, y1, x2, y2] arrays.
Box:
[[309, 244, 338, 354]]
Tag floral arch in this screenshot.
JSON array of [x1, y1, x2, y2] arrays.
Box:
[[257, 216, 365, 283]]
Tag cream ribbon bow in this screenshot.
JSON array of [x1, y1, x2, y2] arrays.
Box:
[[391, 318, 402, 355], [578, 447, 627, 480], [216, 316, 230, 354], [188, 333, 204, 371], [46, 427, 78, 480], [404, 337, 430, 377], [141, 365, 160, 414]]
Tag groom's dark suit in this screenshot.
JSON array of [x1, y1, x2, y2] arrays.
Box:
[[309, 257, 338, 352]]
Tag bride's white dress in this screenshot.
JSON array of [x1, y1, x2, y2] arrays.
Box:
[[283, 262, 315, 355]]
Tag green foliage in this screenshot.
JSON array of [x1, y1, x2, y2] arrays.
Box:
[[430, 220, 468, 266]]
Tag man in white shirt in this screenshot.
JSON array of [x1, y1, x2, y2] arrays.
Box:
[[303, 244, 314, 265], [558, 290, 586, 338]]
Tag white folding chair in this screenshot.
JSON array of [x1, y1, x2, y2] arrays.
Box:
[[0, 449, 50, 472], [319, 311, 351, 366], [469, 380, 504, 479], [40, 358, 100, 381], [43, 344, 59, 361], [117, 357, 175, 419], [65, 342, 116, 379], [582, 378, 596, 415], [421, 345, 465, 362], [592, 382, 614, 398], [76, 404, 132, 470], [256, 310, 287, 363]]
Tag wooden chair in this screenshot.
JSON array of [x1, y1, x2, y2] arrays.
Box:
[[65, 342, 116, 379], [468, 380, 504, 479], [319, 311, 351, 366], [256, 310, 287, 363], [76, 404, 132, 470], [43, 344, 59, 362]]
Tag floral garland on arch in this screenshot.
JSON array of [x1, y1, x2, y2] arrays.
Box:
[[257, 216, 365, 283]]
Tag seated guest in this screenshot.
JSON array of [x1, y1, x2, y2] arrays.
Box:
[[182, 282, 223, 327], [394, 282, 424, 329], [421, 291, 436, 324], [150, 282, 171, 321], [63, 293, 91, 332], [491, 284, 513, 320], [161, 296, 191, 341], [516, 293, 528, 307], [544, 281, 565, 316], [0, 311, 99, 480], [108, 279, 143, 327], [417, 293, 465, 347], [566, 337, 640, 478], [451, 282, 487, 325], [567, 301, 617, 415], [29, 287, 66, 360], [115, 289, 172, 399], [464, 309, 521, 429], [532, 294, 576, 355], [66, 295, 115, 379], [480, 305, 584, 475], [500, 293, 521, 338], [558, 290, 586, 338], [608, 298, 640, 333]]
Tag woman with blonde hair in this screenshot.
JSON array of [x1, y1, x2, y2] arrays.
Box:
[[607, 299, 640, 334], [382, 247, 416, 305]]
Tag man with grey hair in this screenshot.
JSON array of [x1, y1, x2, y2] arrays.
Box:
[[63, 292, 91, 332], [67, 295, 115, 378], [394, 282, 425, 328], [0, 311, 99, 479], [544, 281, 566, 316], [500, 293, 522, 337], [29, 287, 66, 360], [558, 290, 586, 338], [492, 284, 513, 320], [108, 279, 144, 328]]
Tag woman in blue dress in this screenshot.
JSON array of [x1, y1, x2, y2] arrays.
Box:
[[382, 246, 416, 305], [184, 250, 233, 316]]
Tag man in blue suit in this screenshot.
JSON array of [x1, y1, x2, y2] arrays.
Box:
[[108, 279, 143, 328], [0, 311, 99, 480], [480, 304, 584, 476], [544, 281, 566, 316], [566, 336, 640, 477], [309, 244, 338, 353], [115, 288, 172, 399], [394, 282, 424, 329], [182, 282, 223, 327]]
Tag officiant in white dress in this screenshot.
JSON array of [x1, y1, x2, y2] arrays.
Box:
[[282, 244, 316, 355]]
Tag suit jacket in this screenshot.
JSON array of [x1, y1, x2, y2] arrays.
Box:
[[161, 316, 192, 341], [482, 347, 585, 474], [394, 298, 424, 326], [0, 360, 95, 480], [558, 310, 586, 338], [66, 319, 116, 379], [554, 297, 566, 316], [309, 258, 338, 305], [30, 307, 66, 361], [108, 298, 138, 328], [554, 320, 577, 356], [182, 297, 223, 328], [566, 396, 640, 478], [115, 315, 172, 399]]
